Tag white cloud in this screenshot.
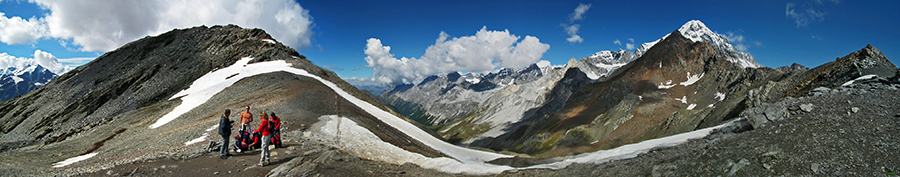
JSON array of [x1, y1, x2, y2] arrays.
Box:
[[4, 0, 314, 52], [613, 39, 621, 45], [364, 27, 550, 85], [568, 3, 592, 22], [625, 38, 635, 50], [722, 31, 755, 52], [811, 35, 822, 40], [724, 32, 744, 43], [0, 12, 48, 45], [564, 24, 583, 43], [32, 50, 72, 74], [0, 50, 72, 75], [785, 3, 826, 27], [562, 3, 591, 44]]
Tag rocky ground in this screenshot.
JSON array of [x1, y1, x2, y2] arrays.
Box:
[[78, 81, 900, 176]]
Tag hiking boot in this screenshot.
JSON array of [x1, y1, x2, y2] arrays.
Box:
[[257, 163, 265, 167]]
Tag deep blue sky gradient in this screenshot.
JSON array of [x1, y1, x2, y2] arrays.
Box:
[[1, 0, 897, 79]]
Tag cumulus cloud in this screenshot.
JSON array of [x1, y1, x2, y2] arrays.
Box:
[[562, 3, 590, 44], [364, 27, 550, 85], [0, 50, 72, 75], [785, 3, 826, 27], [4, 0, 314, 52], [0, 12, 48, 44]]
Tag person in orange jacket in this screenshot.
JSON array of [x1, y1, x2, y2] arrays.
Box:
[[239, 106, 253, 133]]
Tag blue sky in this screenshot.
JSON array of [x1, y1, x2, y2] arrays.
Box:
[[1, 0, 898, 85]]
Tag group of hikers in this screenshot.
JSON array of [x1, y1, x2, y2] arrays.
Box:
[[217, 106, 282, 166]]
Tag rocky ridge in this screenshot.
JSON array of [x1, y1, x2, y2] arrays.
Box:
[[0, 25, 442, 176]]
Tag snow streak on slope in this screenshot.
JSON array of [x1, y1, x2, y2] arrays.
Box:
[[311, 115, 513, 174], [52, 153, 98, 168], [149, 57, 254, 128]]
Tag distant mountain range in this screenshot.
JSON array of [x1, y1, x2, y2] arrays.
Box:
[[0, 64, 59, 101], [375, 20, 898, 158]]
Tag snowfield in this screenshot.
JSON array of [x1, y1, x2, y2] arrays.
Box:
[[131, 56, 738, 174]]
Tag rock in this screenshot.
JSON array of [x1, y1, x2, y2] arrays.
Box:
[[652, 164, 677, 177], [303, 150, 319, 156], [763, 163, 773, 170], [728, 158, 750, 176], [851, 107, 860, 113], [266, 157, 304, 177], [800, 103, 814, 112], [213, 171, 219, 175], [302, 131, 311, 138], [271, 151, 278, 156], [742, 103, 788, 128], [285, 150, 295, 155], [288, 146, 296, 151], [811, 163, 821, 173]]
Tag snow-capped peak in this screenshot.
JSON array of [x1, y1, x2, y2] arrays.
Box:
[[678, 20, 713, 43], [676, 20, 762, 68]]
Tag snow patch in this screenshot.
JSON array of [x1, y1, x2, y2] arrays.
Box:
[[675, 96, 687, 104], [11, 76, 23, 84], [206, 125, 218, 132], [262, 39, 276, 44], [584, 71, 600, 80], [149, 57, 254, 128], [35, 82, 43, 86], [311, 115, 513, 175], [841, 74, 879, 87], [715, 92, 726, 101], [686, 104, 697, 110], [465, 77, 481, 84], [658, 80, 675, 89], [184, 133, 208, 146], [707, 104, 715, 108], [52, 153, 98, 168], [527, 118, 740, 170], [679, 72, 704, 86]]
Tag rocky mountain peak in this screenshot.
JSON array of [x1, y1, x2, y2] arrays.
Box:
[[775, 63, 809, 74]]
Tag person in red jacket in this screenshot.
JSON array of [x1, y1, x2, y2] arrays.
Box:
[[269, 112, 282, 148], [255, 112, 271, 166]]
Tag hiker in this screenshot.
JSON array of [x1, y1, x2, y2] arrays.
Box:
[[270, 112, 282, 148], [218, 109, 234, 159], [255, 112, 272, 166], [239, 106, 253, 142]]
